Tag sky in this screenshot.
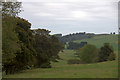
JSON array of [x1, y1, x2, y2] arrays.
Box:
[[18, 0, 119, 35]]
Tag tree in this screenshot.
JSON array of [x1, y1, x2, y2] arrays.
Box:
[[2, 15, 37, 75], [33, 29, 64, 68], [15, 17, 37, 69], [78, 44, 98, 63], [113, 32, 115, 34], [2, 1, 25, 74], [50, 35, 64, 60], [34, 34, 51, 68], [2, 15, 21, 75], [2, 1, 65, 75], [2, 2, 22, 17], [98, 43, 115, 62]]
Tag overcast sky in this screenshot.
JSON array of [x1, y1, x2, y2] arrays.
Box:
[[18, 0, 119, 35]]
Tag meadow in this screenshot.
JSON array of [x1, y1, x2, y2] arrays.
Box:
[[3, 34, 118, 78], [3, 50, 118, 78], [74, 34, 118, 51]]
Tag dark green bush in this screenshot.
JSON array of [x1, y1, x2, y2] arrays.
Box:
[[40, 63, 51, 68], [107, 53, 116, 61], [98, 43, 116, 62], [67, 59, 81, 64]]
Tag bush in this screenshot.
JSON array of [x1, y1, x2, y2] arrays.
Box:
[[67, 59, 81, 64], [98, 43, 115, 62], [107, 53, 116, 61], [40, 63, 51, 68], [78, 44, 98, 63]]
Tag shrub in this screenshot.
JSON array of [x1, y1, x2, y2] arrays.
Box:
[[107, 53, 116, 61], [98, 43, 115, 62], [40, 63, 51, 68], [78, 44, 98, 63], [67, 59, 81, 64]]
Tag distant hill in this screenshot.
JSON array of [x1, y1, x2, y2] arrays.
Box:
[[74, 34, 118, 51], [54, 32, 95, 45]]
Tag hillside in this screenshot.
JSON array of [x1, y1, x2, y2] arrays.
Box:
[[54, 32, 95, 45], [74, 35, 118, 51]]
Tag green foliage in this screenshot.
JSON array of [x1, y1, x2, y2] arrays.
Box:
[[2, 15, 64, 74], [2, 15, 21, 74], [50, 35, 64, 59], [34, 34, 52, 67], [55, 32, 94, 45], [2, 15, 37, 74], [98, 43, 115, 62], [33, 29, 64, 68], [2, 2, 22, 17], [40, 63, 51, 68], [15, 17, 37, 70], [107, 53, 116, 61], [67, 41, 87, 50], [2, 2, 25, 74], [78, 44, 98, 63], [67, 59, 81, 64]]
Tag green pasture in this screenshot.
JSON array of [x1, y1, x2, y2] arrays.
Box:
[[74, 35, 118, 51], [3, 50, 118, 78]]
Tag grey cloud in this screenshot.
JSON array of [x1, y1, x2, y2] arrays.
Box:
[[19, 1, 118, 35]]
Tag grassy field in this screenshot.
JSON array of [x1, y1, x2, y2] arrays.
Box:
[[3, 50, 118, 78], [74, 35, 118, 51]]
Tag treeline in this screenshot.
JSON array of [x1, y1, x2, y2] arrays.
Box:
[[2, 2, 64, 75], [67, 41, 87, 50], [55, 32, 116, 46], [54, 33, 95, 45]]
